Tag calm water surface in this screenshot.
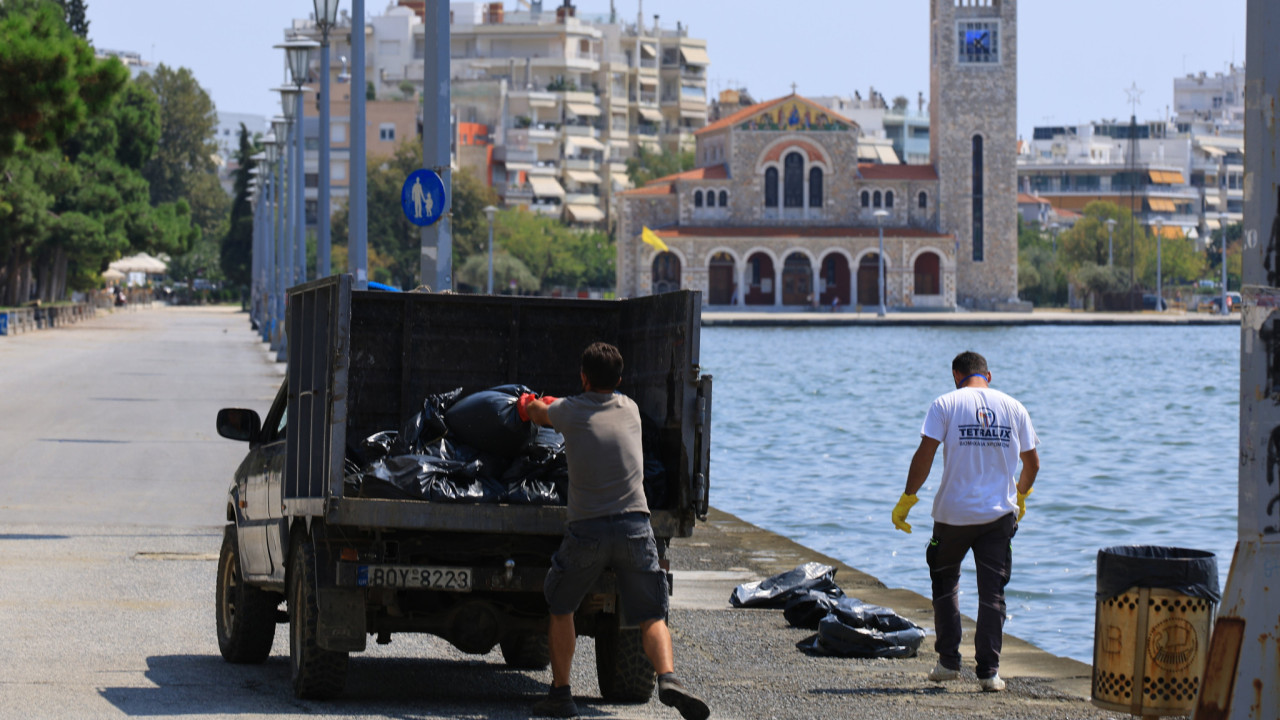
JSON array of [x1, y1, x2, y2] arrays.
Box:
[[700, 324, 1238, 663]]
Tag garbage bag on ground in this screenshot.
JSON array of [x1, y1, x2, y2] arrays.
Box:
[[796, 604, 926, 659], [783, 588, 847, 630], [730, 562, 840, 608], [395, 387, 463, 455], [443, 384, 536, 458]]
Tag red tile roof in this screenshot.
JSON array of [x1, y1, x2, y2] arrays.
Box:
[[651, 226, 952, 240], [857, 163, 938, 180], [1018, 193, 1051, 205], [618, 164, 729, 197]]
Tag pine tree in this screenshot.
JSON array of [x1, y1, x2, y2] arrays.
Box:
[[58, 0, 89, 39], [220, 124, 256, 288]]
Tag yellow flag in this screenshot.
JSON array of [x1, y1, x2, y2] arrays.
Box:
[[641, 226, 669, 252]]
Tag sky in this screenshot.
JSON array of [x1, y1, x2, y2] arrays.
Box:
[[89, 0, 1248, 142]]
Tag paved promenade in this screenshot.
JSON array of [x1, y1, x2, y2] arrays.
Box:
[[0, 304, 1129, 719]]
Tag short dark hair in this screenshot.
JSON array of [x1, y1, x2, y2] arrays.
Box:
[[952, 351, 988, 376], [581, 341, 623, 390]]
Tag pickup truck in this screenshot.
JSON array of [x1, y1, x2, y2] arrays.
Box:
[[214, 275, 711, 700]]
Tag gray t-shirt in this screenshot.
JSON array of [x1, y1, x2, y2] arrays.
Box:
[[546, 391, 648, 522]]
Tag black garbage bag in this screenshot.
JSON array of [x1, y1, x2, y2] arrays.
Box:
[[358, 454, 501, 503], [502, 427, 569, 505], [640, 413, 668, 510], [783, 588, 847, 629], [395, 387, 463, 454], [797, 608, 926, 659], [1096, 545, 1221, 603], [444, 384, 537, 458], [344, 430, 400, 469], [729, 562, 840, 608]]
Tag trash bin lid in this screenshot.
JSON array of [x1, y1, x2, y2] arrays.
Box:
[[1095, 545, 1220, 603]]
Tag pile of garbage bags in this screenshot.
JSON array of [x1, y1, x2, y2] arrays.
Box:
[[730, 562, 925, 659], [343, 384, 667, 508]]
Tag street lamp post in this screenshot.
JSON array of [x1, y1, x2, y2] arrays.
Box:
[[261, 135, 279, 343], [874, 209, 889, 317], [277, 37, 318, 286], [1219, 211, 1230, 315], [483, 205, 498, 294], [269, 119, 288, 348], [350, 0, 368, 289], [1153, 217, 1164, 311], [313, 0, 342, 278], [1105, 218, 1117, 267], [1048, 222, 1060, 254]]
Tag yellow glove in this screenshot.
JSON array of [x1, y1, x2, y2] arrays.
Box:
[[892, 493, 919, 533], [1017, 487, 1033, 522]]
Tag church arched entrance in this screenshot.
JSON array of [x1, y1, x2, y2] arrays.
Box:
[[818, 253, 850, 307], [708, 252, 736, 305], [744, 252, 774, 305], [652, 252, 681, 295], [781, 252, 812, 306], [857, 253, 882, 307], [914, 252, 941, 297]]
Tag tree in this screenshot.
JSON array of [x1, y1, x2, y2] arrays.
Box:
[[56, 0, 88, 38], [1016, 215, 1066, 307], [220, 124, 257, 289], [0, 0, 125, 156], [136, 64, 219, 208], [625, 146, 695, 187], [492, 209, 614, 291]]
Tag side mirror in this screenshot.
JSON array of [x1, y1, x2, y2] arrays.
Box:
[[217, 408, 261, 442]]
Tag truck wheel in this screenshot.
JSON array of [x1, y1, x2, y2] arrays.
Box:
[[499, 632, 550, 669], [216, 525, 278, 663], [288, 535, 348, 699], [594, 617, 655, 702]]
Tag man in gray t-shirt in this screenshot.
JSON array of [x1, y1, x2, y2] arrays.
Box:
[[521, 342, 709, 720]]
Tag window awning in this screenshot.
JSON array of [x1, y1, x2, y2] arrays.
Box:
[[679, 46, 710, 66], [638, 107, 662, 122], [566, 102, 601, 117], [1147, 198, 1176, 212], [528, 97, 557, 109], [528, 176, 565, 199], [1201, 145, 1227, 158], [876, 145, 901, 164], [1204, 195, 1222, 209], [1148, 170, 1185, 185], [568, 136, 605, 152], [1206, 218, 1221, 230], [638, 75, 658, 86], [640, 43, 657, 58], [679, 106, 704, 118], [1164, 170, 1186, 184], [612, 172, 631, 190], [567, 204, 605, 222], [857, 144, 878, 161], [503, 161, 533, 171], [567, 169, 602, 184]]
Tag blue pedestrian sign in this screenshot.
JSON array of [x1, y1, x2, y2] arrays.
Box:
[[401, 169, 446, 227]]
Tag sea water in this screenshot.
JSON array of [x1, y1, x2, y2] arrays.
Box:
[[701, 323, 1238, 664]]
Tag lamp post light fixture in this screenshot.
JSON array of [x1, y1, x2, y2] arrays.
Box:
[[276, 85, 312, 285], [313, 0, 342, 278], [276, 36, 319, 88], [1105, 218, 1117, 267], [874, 209, 889, 317], [1048, 222, 1060, 254], [483, 205, 498, 295], [1153, 217, 1164, 312], [1219, 211, 1230, 315]]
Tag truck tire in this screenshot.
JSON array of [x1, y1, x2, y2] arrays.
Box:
[[288, 535, 349, 699], [594, 618, 655, 702], [216, 524, 278, 663], [499, 632, 550, 669]]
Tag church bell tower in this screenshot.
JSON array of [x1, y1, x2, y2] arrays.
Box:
[[931, 0, 1019, 308]]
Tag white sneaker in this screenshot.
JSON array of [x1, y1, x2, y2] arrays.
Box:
[[928, 662, 959, 682], [979, 674, 1006, 692]]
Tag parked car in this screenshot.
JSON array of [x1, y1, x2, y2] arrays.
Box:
[[1208, 292, 1242, 313]]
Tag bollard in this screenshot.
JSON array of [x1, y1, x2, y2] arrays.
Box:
[[1092, 546, 1219, 717]]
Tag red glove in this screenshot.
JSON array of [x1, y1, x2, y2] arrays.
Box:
[[516, 393, 536, 422], [540, 395, 560, 405]]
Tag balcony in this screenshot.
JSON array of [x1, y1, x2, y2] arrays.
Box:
[[564, 157, 599, 172], [497, 183, 534, 202], [563, 123, 602, 138], [629, 92, 658, 106], [528, 160, 560, 176], [565, 192, 601, 206]]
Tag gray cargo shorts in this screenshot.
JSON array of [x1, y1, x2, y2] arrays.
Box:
[[544, 511, 669, 625]]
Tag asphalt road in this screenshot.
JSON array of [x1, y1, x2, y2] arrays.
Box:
[[0, 305, 1123, 720]]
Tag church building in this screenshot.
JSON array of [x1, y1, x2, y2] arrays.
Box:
[[616, 0, 1024, 311]]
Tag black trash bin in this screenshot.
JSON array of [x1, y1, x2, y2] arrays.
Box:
[[1091, 545, 1219, 717]]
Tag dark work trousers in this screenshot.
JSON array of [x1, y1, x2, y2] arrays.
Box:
[[926, 512, 1017, 679]]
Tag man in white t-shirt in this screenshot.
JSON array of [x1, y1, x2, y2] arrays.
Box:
[[892, 351, 1040, 692]]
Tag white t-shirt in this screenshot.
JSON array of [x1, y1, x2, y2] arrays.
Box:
[[920, 386, 1039, 526]]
